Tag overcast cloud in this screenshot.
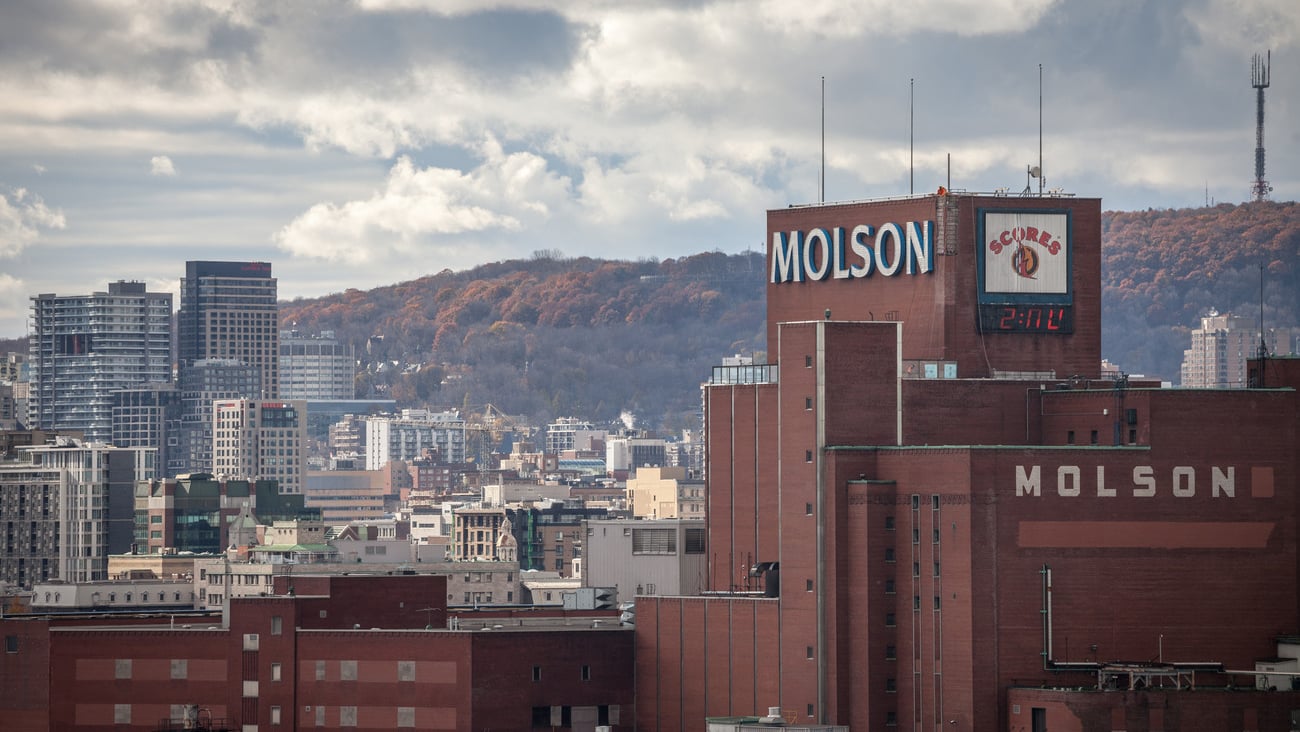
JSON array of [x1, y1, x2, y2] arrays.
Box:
[[0, 0, 1296, 336]]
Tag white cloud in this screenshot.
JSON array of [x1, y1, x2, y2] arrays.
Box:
[[0, 273, 26, 326], [32, 164, 46, 174], [0, 188, 66, 258], [150, 155, 177, 176], [274, 142, 572, 263]]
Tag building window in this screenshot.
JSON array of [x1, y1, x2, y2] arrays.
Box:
[[581, 665, 591, 681], [885, 645, 896, 660], [270, 706, 281, 725], [805, 397, 813, 410], [931, 494, 940, 509], [885, 613, 896, 627], [805, 502, 813, 516], [885, 678, 897, 692], [934, 596, 942, 610], [911, 528, 919, 544], [806, 646, 814, 659], [884, 580, 895, 594], [884, 516, 895, 530], [271, 663, 282, 682], [910, 495, 920, 509], [806, 703, 814, 717], [913, 596, 920, 610], [884, 548, 895, 562], [806, 579, 813, 592], [533, 665, 542, 682], [886, 711, 898, 726], [1067, 430, 1075, 444], [805, 450, 813, 463], [632, 528, 677, 554], [805, 355, 812, 368], [5, 636, 17, 653], [1129, 428, 1137, 444], [1090, 430, 1099, 445], [934, 561, 940, 577], [932, 528, 940, 543], [271, 616, 282, 635], [913, 562, 920, 577]]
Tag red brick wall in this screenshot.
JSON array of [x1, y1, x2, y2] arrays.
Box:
[[634, 595, 781, 731], [1008, 687, 1300, 732], [704, 382, 780, 592], [0, 618, 51, 732]]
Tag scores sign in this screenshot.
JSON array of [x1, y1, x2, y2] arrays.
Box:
[[977, 209, 1073, 333]]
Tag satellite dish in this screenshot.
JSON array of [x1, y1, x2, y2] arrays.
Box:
[[1029, 165, 1042, 178]]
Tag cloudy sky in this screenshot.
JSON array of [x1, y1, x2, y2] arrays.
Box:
[[0, 0, 1296, 337]]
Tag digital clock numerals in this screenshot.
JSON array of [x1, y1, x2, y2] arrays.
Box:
[[998, 306, 1067, 331], [979, 304, 1072, 333]]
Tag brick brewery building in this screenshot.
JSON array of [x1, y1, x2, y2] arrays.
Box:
[[636, 192, 1300, 730], [1, 574, 632, 730]]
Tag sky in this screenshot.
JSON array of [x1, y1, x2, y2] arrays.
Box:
[[0, 0, 1297, 337]]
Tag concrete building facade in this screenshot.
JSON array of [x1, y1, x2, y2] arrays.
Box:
[[0, 440, 152, 588], [279, 329, 356, 400]]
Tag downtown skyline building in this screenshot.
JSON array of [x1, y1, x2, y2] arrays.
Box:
[[27, 281, 172, 444], [212, 398, 308, 495], [178, 260, 279, 400]]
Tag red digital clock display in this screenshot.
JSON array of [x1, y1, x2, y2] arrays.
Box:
[[978, 304, 1073, 333]]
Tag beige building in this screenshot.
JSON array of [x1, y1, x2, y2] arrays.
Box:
[[212, 398, 308, 494], [1179, 311, 1293, 388], [625, 466, 705, 520]]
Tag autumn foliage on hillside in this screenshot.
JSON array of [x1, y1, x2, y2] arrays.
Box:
[[1101, 201, 1299, 380], [280, 251, 766, 429]]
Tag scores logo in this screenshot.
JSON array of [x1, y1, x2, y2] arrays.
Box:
[[988, 225, 1061, 281]]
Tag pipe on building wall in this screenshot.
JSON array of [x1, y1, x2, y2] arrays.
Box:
[[1041, 564, 1053, 669]]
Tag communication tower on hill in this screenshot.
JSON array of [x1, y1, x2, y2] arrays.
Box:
[[1251, 50, 1272, 202]]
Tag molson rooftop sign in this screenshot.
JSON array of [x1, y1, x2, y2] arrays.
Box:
[[770, 220, 934, 284]]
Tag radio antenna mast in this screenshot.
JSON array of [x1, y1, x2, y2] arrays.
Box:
[[820, 75, 825, 204], [1038, 63, 1044, 196], [1251, 51, 1272, 202], [909, 78, 914, 195]]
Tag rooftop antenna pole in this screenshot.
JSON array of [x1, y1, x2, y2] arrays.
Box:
[[1038, 63, 1044, 195], [820, 75, 825, 204], [1251, 50, 1272, 202], [909, 77, 914, 195]]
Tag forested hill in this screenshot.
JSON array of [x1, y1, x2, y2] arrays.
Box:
[[280, 251, 768, 430], [1101, 201, 1299, 380], [4, 202, 1291, 429]]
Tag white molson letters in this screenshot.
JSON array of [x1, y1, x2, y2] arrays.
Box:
[[1015, 465, 1236, 498], [770, 221, 934, 284]]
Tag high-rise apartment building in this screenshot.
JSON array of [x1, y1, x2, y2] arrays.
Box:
[[178, 261, 279, 399], [365, 409, 466, 470], [1180, 311, 1257, 387], [212, 398, 307, 494], [28, 281, 172, 443], [0, 438, 152, 588], [279, 329, 355, 400], [1180, 311, 1294, 387]]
